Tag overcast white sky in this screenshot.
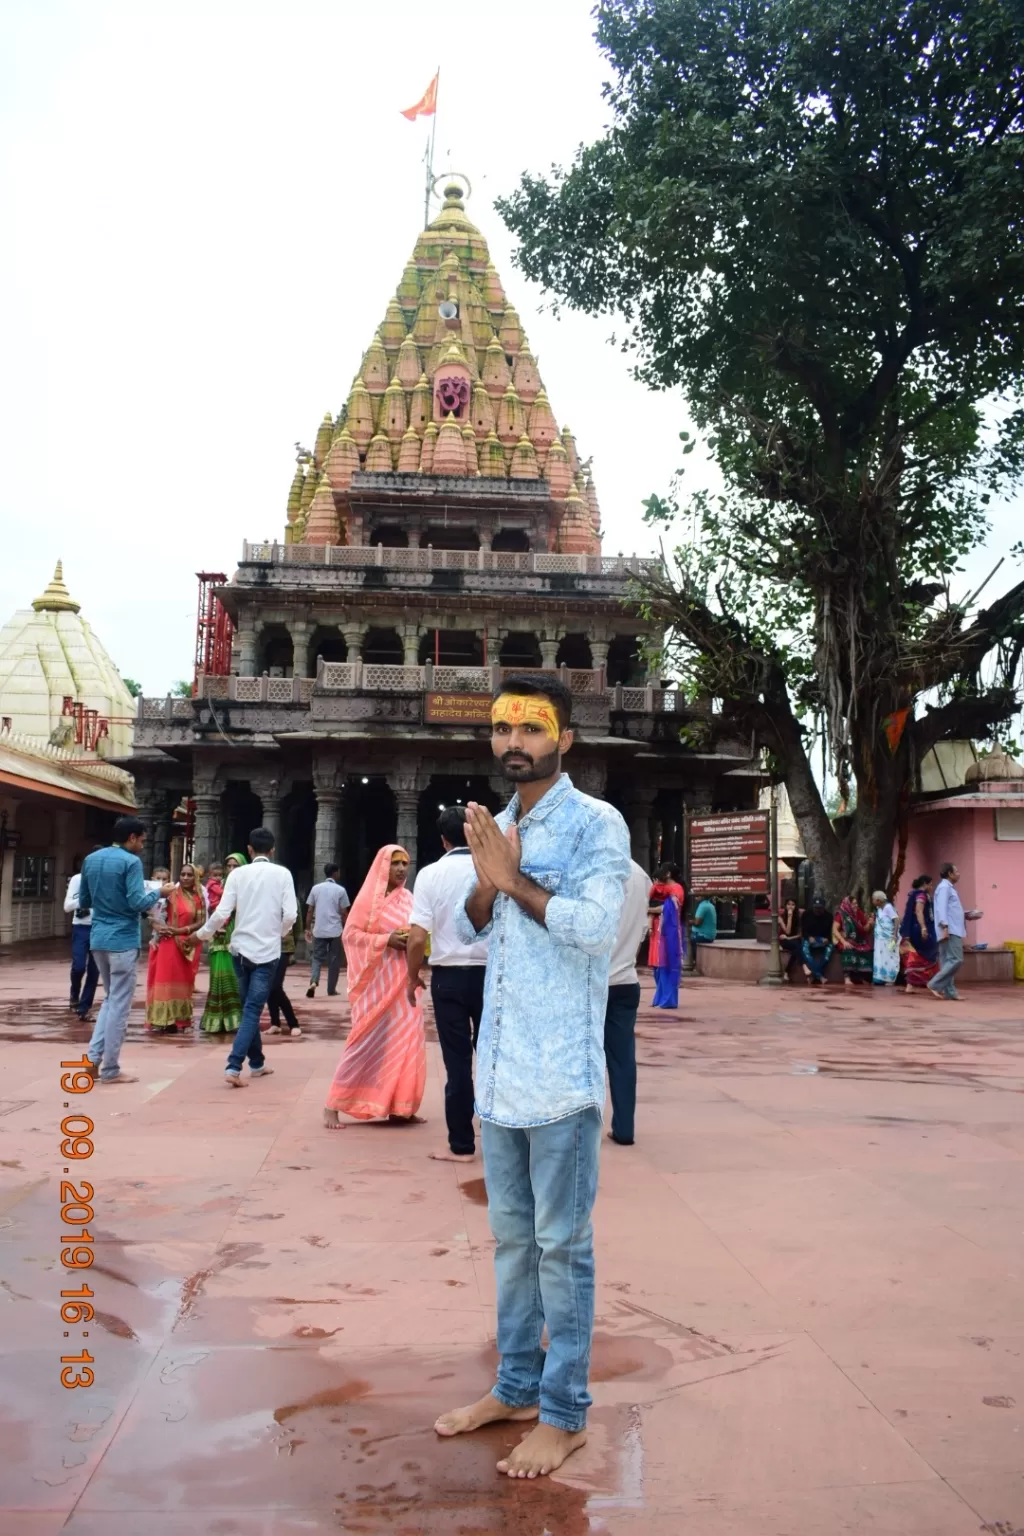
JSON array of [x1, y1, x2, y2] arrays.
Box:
[[1, 1, 1019, 699]]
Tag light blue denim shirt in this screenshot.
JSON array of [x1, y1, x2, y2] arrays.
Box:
[[456, 773, 631, 1128], [78, 845, 160, 951]]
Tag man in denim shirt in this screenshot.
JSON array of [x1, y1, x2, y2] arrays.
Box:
[[79, 815, 166, 1083], [435, 675, 630, 1478]]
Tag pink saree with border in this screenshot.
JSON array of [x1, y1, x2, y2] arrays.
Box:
[[325, 844, 425, 1120]]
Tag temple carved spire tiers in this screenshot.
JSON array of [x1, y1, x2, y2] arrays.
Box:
[[32, 561, 81, 615], [323, 429, 360, 492], [313, 412, 333, 467], [283, 180, 602, 554], [362, 331, 389, 393]]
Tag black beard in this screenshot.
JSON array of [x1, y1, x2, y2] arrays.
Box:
[[498, 745, 561, 783]]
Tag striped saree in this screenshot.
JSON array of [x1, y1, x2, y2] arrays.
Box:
[[325, 844, 425, 1121]]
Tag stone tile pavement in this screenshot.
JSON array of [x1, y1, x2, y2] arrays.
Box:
[[2, 946, 1024, 1533]]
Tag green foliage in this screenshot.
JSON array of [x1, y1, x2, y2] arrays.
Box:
[[121, 677, 142, 698], [500, 0, 1024, 892], [170, 680, 193, 698]]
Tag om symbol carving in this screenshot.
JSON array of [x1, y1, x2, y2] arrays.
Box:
[[436, 375, 470, 418]]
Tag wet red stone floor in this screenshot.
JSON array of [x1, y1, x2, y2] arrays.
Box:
[[3, 947, 1024, 1533]]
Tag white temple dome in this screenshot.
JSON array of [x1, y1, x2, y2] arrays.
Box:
[[0, 561, 137, 757]]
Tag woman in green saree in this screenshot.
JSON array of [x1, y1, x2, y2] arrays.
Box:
[[200, 852, 246, 1034]]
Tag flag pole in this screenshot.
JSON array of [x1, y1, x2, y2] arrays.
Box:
[[423, 67, 441, 228]]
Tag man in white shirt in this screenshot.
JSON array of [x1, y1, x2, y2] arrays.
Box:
[[304, 863, 350, 998], [604, 861, 653, 1146], [406, 807, 488, 1161], [195, 826, 298, 1086], [64, 852, 102, 1020], [929, 861, 982, 1002]]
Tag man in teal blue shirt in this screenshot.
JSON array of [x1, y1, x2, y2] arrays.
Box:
[[693, 897, 718, 943], [78, 816, 165, 1083]]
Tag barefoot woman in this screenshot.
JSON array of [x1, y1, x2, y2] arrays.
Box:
[[323, 845, 425, 1127], [434, 675, 630, 1479]]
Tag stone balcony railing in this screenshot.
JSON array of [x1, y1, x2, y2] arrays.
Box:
[[230, 541, 660, 599], [131, 666, 710, 751]]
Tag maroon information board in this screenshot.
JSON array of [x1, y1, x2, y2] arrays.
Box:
[[688, 810, 770, 895]]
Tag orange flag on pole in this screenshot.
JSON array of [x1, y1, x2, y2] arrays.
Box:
[[400, 72, 438, 121]]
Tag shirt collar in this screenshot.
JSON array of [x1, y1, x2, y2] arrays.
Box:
[[443, 847, 472, 857], [253, 856, 270, 864], [511, 772, 574, 828]]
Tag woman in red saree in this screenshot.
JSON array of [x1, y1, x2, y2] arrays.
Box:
[[145, 864, 205, 1032], [323, 845, 425, 1127]]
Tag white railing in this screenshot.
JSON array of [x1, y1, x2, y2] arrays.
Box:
[[189, 674, 314, 705], [0, 725, 134, 783], [242, 541, 658, 580]]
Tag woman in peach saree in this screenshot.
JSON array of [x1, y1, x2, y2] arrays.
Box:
[[323, 844, 426, 1127]]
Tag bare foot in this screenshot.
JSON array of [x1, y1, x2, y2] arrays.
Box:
[[429, 1147, 475, 1162], [435, 1392, 538, 1438], [323, 1107, 345, 1130], [497, 1422, 587, 1479]]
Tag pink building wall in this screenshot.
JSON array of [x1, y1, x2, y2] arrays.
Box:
[[900, 807, 1024, 948]]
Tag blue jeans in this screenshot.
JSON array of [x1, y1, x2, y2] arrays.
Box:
[[930, 935, 964, 998], [70, 925, 99, 1014], [482, 1106, 602, 1433], [604, 982, 640, 1143], [226, 955, 276, 1073], [87, 949, 139, 1080]]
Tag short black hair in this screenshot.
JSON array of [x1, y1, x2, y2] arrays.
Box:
[[913, 873, 932, 889], [324, 862, 340, 878], [939, 861, 956, 880], [249, 826, 275, 853], [113, 815, 146, 843], [437, 806, 468, 847], [495, 672, 572, 731]]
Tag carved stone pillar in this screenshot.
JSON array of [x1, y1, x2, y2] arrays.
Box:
[[488, 772, 516, 811], [235, 619, 257, 677], [402, 626, 420, 667], [192, 790, 222, 872], [252, 774, 283, 849], [573, 759, 607, 801], [624, 784, 657, 873], [153, 801, 173, 875], [484, 623, 501, 667], [290, 622, 311, 680], [590, 640, 610, 677], [539, 637, 560, 670], [342, 624, 365, 663], [387, 761, 421, 877], [133, 785, 160, 875], [313, 760, 342, 874]]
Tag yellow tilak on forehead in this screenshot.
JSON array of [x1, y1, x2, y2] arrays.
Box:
[[491, 693, 561, 743]]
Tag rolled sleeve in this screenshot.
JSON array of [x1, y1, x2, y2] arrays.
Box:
[[456, 882, 494, 941], [544, 813, 631, 956]]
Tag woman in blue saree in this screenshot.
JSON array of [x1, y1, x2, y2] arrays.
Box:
[[900, 875, 939, 992], [651, 891, 683, 1008]]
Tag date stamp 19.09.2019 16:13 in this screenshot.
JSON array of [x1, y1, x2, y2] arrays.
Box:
[[58, 1054, 99, 1389]]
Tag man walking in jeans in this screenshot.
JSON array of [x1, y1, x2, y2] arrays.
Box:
[[406, 807, 488, 1163], [434, 674, 630, 1479], [195, 826, 298, 1086], [929, 862, 982, 1002], [304, 863, 350, 998], [79, 816, 166, 1083]]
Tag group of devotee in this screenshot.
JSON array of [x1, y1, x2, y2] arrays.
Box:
[[775, 866, 982, 999]]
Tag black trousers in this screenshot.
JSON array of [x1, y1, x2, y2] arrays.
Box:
[[604, 982, 641, 1144], [431, 966, 486, 1155], [266, 952, 298, 1030]]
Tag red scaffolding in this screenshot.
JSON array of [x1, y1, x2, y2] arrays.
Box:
[[194, 572, 234, 691]]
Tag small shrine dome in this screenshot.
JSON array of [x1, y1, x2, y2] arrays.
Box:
[[0, 562, 137, 757], [965, 744, 1024, 784]]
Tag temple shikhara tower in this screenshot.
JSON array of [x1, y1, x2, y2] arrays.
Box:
[[129, 183, 755, 889]]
